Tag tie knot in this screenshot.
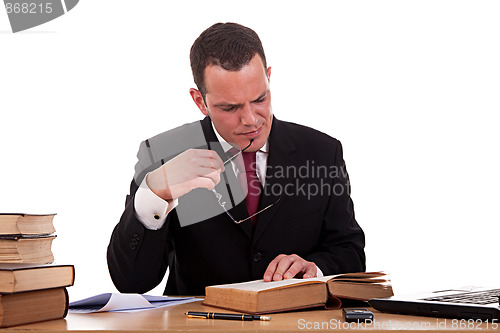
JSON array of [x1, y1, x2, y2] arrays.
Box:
[[242, 151, 257, 172]]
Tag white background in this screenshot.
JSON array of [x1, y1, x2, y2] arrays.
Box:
[[1, 1, 499, 302]]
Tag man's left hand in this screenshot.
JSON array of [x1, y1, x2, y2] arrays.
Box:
[[263, 254, 317, 282]]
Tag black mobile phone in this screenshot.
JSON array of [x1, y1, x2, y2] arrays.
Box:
[[342, 308, 374, 322]]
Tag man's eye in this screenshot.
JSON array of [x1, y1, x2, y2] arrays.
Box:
[[221, 106, 236, 112], [255, 97, 266, 103]]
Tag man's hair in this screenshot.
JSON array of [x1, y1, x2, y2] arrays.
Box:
[[190, 22, 267, 97]]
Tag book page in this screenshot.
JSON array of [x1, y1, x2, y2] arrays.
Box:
[[207, 272, 389, 292], [210, 277, 330, 292], [331, 271, 387, 279], [330, 271, 390, 283]]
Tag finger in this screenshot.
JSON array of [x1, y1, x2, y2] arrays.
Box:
[[186, 176, 217, 192], [196, 150, 225, 171], [283, 260, 304, 279], [263, 255, 283, 282], [208, 150, 225, 171], [183, 149, 224, 172], [194, 157, 225, 176], [198, 169, 222, 188], [186, 168, 222, 191], [302, 264, 317, 279], [272, 256, 296, 281]]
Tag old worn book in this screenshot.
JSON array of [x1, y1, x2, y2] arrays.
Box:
[[0, 214, 56, 236], [0, 287, 68, 328], [0, 263, 75, 293], [0, 235, 56, 264], [203, 272, 394, 314]]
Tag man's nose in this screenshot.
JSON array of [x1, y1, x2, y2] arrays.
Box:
[[240, 104, 258, 125]]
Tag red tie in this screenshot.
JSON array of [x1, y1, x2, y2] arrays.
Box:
[[241, 151, 261, 225]]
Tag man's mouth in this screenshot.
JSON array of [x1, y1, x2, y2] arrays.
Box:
[[239, 126, 262, 137]]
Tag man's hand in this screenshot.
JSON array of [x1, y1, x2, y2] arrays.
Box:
[[146, 149, 225, 200], [263, 254, 317, 282]]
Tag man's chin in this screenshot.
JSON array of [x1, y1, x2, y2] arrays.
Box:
[[245, 137, 266, 152]]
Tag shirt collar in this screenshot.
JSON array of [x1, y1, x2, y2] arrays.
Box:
[[211, 121, 268, 153]]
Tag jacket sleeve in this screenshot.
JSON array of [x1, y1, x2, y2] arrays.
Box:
[[106, 140, 175, 294]]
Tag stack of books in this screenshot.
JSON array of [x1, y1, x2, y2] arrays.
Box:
[[0, 213, 57, 263], [0, 213, 75, 327]]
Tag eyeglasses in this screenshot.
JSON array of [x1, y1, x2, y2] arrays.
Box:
[[211, 140, 279, 224]]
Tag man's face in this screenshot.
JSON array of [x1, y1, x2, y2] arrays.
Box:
[[190, 55, 272, 152]]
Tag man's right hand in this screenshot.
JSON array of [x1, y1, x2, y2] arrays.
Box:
[[146, 149, 225, 200]]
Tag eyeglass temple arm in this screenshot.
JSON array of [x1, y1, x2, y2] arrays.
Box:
[[211, 188, 237, 220], [234, 197, 282, 224], [223, 139, 253, 166]]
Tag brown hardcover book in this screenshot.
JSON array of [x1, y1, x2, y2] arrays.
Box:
[[0, 235, 55, 264], [203, 272, 394, 314], [0, 287, 69, 328], [0, 214, 56, 236], [0, 263, 75, 293]]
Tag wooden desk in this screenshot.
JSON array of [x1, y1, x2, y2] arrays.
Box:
[[3, 300, 499, 332]]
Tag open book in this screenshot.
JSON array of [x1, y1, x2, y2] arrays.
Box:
[[202, 272, 393, 314]]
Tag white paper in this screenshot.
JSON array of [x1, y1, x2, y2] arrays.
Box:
[[68, 293, 200, 313]]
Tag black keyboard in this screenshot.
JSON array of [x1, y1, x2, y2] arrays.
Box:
[[423, 289, 500, 305]]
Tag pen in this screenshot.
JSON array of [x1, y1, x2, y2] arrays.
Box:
[[185, 311, 271, 321]]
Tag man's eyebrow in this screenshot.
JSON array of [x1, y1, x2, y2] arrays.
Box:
[[213, 102, 241, 108], [213, 89, 269, 108], [251, 89, 269, 103]]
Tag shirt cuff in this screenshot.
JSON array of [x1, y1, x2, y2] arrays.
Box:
[[134, 174, 178, 230]]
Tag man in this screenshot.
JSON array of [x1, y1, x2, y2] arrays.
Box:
[[107, 23, 365, 296]]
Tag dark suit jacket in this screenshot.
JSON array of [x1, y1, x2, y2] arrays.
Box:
[[107, 116, 365, 296]]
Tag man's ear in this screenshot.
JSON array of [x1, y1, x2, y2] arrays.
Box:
[[267, 66, 272, 82], [189, 88, 208, 116]]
